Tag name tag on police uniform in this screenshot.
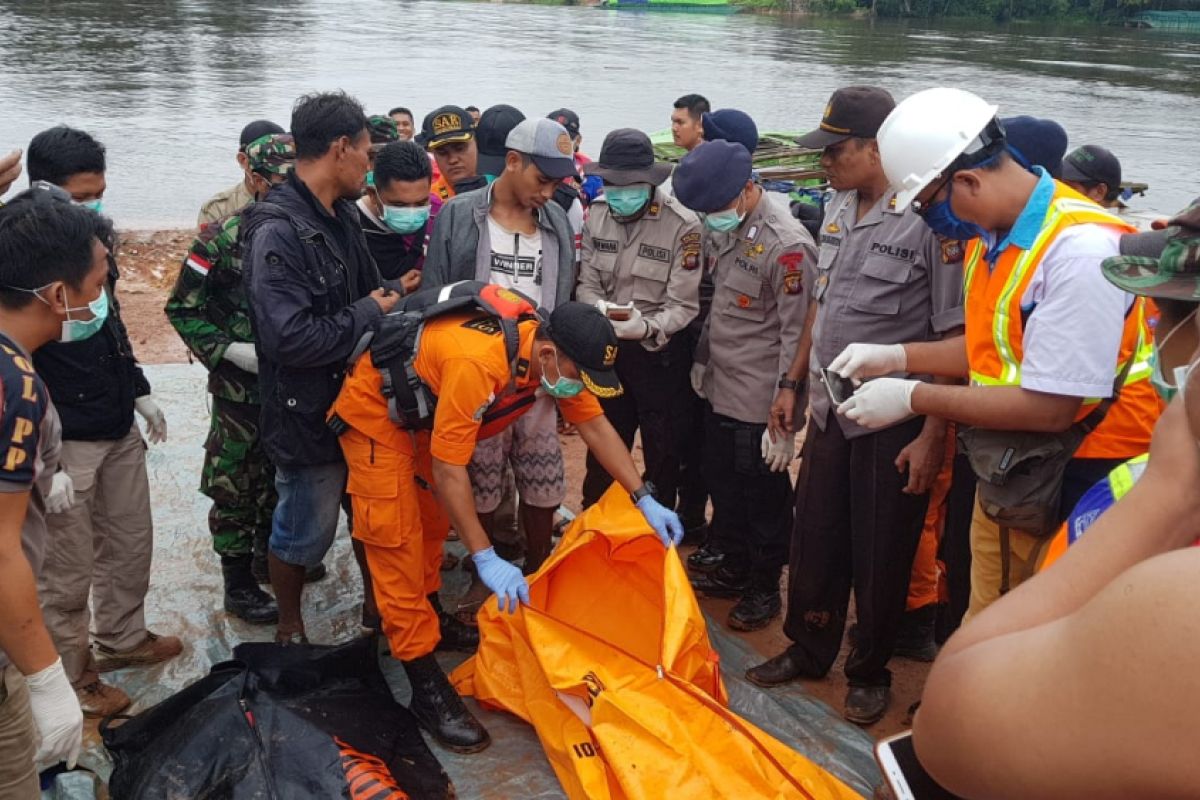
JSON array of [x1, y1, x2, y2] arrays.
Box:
[[637, 244, 670, 263]]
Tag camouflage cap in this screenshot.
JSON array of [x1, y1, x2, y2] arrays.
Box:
[[368, 115, 400, 145], [245, 133, 296, 177], [1102, 203, 1200, 301]]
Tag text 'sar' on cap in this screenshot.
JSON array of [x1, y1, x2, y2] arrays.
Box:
[[546, 302, 623, 398], [795, 86, 896, 150]]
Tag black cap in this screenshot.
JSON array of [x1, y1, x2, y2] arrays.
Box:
[[476, 104, 526, 178], [584, 129, 673, 187], [239, 120, 285, 149], [547, 108, 580, 140], [546, 302, 623, 398], [672, 140, 752, 214], [418, 105, 474, 149], [795, 86, 895, 149], [1062, 145, 1122, 192]]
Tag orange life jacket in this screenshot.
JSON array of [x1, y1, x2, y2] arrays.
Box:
[[963, 182, 1160, 460]]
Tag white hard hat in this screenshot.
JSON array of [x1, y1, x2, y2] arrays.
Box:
[[877, 87, 1000, 210]]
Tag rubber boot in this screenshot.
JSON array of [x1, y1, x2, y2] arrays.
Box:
[[221, 555, 279, 624], [402, 654, 491, 753], [429, 593, 480, 653]]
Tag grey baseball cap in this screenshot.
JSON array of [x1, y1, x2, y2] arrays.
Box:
[[504, 118, 577, 180]]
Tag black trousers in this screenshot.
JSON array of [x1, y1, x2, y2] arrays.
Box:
[[675, 325, 709, 522], [702, 407, 793, 593], [582, 337, 690, 509], [783, 415, 930, 688]]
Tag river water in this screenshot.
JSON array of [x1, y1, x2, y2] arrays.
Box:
[[0, 0, 1197, 227]]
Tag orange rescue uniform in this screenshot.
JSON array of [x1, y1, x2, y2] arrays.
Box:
[[330, 314, 603, 660]]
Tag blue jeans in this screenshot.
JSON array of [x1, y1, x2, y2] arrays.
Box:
[[270, 462, 347, 567]]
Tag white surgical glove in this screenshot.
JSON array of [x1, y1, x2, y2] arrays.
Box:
[[134, 395, 168, 444], [690, 363, 707, 399], [760, 430, 795, 473], [46, 471, 75, 515], [828, 343, 907, 382], [593, 299, 612, 316], [837, 378, 918, 429], [610, 307, 648, 341], [26, 657, 83, 771], [223, 342, 258, 375]]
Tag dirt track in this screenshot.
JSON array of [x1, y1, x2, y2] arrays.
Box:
[[118, 228, 931, 740]]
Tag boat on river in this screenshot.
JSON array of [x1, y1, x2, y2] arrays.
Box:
[[600, 0, 739, 13]]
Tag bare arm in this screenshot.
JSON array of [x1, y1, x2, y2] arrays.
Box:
[[902, 335, 970, 379], [0, 491, 58, 675], [575, 415, 644, 492], [910, 382, 1082, 432]]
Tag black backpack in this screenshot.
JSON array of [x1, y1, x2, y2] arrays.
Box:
[[338, 281, 544, 433]]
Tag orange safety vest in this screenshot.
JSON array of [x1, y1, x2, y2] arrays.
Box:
[[963, 182, 1160, 460]]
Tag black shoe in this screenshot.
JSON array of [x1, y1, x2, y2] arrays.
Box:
[[728, 591, 781, 632], [252, 556, 327, 585], [894, 606, 940, 662], [745, 648, 821, 688], [844, 686, 890, 726], [429, 593, 480, 653], [361, 606, 383, 636], [690, 565, 749, 599], [403, 655, 491, 753], [686, 541, 725, 573], [221, 556, 279, 625]]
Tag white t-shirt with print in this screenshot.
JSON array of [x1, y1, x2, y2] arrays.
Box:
[[487, 215, 543, 307]]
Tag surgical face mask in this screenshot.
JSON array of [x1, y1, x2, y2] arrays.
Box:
[[76, 199, 103, 214], [703, 194, 745, 233], [540, 347, 584, 399], [14, 283, 109, 343], [1150, 310, 1199, 401], [380, 202, 430, 235], [919, 181, 983, 241], [605, 184, 651, 218], [365, 171, 375, 188]]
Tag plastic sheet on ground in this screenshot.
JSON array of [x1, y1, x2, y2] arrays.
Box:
[[61, 364, 880, 799]]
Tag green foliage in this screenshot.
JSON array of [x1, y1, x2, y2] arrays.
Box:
[[832, 0, 1184, 18]]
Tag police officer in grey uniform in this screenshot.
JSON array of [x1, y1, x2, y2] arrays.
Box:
[[746, 87, 964, 726], [577, 129, 702, 509], [672, 139, 816, 632]]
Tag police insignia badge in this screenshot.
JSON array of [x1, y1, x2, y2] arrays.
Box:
[[940, 237, 964, 264], [814, 271, 830, 302], [736, 294, 752, 309], [783, 273, 803, 295], [777, 251, 805, 272]]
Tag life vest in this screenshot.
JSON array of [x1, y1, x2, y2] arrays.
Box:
[[963, 182, 1160, 460], [333, 281, 543, 438]]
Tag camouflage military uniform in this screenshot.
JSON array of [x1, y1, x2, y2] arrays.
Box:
[[165, 134, 295, 557]]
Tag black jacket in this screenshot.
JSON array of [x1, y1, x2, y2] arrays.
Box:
[[242, 173, 383, 467], [34, 250, 151, 441]]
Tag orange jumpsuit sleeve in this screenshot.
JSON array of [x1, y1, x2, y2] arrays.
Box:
[[558, 391, 604, 426], [429, 357, 499, 465]]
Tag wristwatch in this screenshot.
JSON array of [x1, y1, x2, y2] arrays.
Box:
[[630, 482, 657, 505], [777, 376, 801, 390]]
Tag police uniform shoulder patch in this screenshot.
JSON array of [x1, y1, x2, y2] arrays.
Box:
[[783, 272, 803, 296], [777, 250, 805, 272], [680, 231, 701, 271], [462, 316, 503, 336], [939, 237, 965, 265]]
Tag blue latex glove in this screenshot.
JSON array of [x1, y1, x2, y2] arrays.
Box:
[[472, 547, 529, 614], [636, 495, 685, 547]]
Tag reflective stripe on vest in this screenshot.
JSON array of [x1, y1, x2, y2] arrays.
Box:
[[965, 187, 1143, 405]]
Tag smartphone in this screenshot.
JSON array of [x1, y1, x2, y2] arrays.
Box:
[[820, 367, 856, 405], [874, 731, 964, 800], [606, 302, 635, 322]]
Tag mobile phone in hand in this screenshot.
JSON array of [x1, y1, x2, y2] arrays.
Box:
[[820, 367, 856, 406], [874, 731, 963, 800], [606, 302, 635, 322]]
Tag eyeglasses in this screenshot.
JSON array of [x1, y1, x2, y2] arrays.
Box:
[[911, 174, 950, 217]]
